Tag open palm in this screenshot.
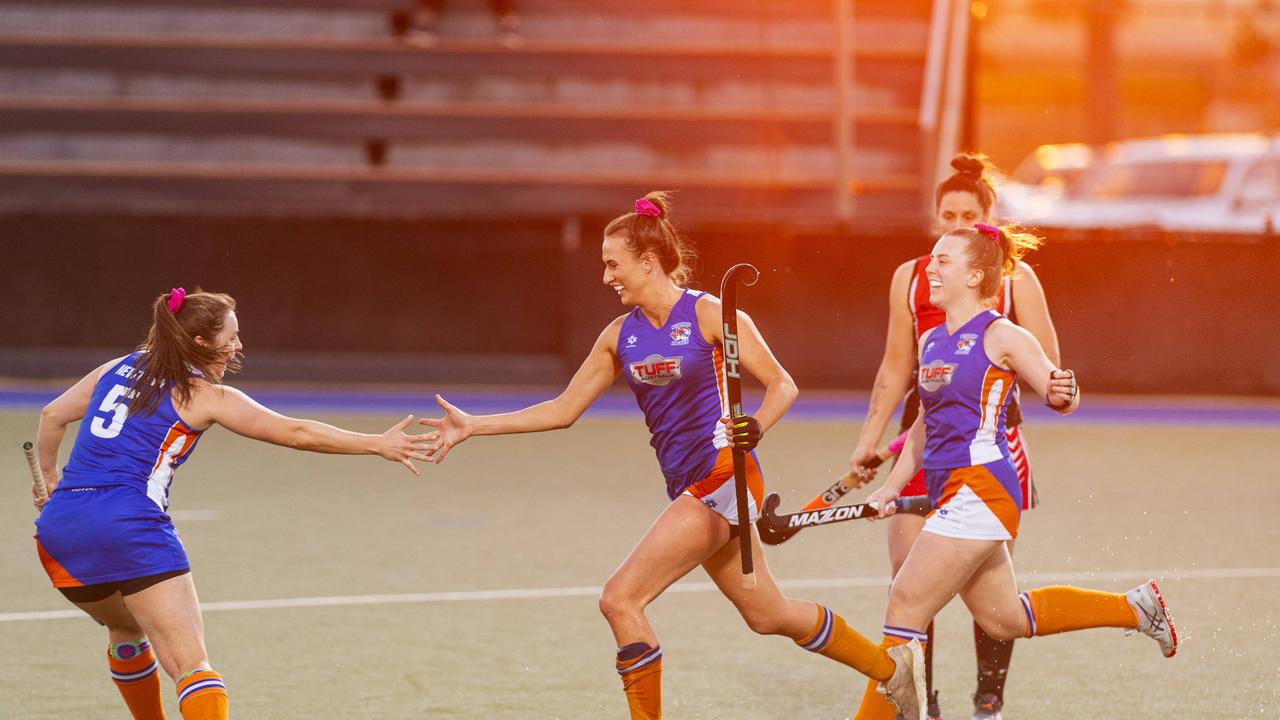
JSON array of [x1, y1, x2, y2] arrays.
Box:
[[419, 394, 474, 463]]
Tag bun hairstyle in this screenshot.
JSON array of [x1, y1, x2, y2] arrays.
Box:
[[603, 190, 696, 287], [131, 288, 240, 416], [948, 223, 1043, 299], [935, 153, 998, 214]]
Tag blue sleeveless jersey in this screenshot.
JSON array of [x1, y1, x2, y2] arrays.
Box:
[[618, 289, 731, 499], [918, 310, 1016, 470], [58, 352, 203, 511]]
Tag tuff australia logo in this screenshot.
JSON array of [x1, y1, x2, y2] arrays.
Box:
[[955, 333, 978, 355], [919, 358, 958, 392], [629, 354, 683, 386], [669, 322, 692, 346]]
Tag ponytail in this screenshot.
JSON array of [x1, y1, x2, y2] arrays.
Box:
[[131, 289, 238, 416], [603, 190, 697, 287], [956, 224, 1043, 299]]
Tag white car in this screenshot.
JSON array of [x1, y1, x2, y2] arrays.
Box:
[[995, 142, 1096, 223], [1007, 134, 1280, 236]]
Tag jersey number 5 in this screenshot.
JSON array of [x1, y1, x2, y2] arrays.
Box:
[[90, 384, 135, 439]]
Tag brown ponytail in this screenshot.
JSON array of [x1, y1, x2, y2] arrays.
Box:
[[603, 190, 697, 287], [949, 224, 1043, 299], [130, 289, 239, 416]]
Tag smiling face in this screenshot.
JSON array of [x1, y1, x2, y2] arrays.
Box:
[[925, 232, 982, 309], [935, 190, 991, 234], [602, 233, 654, 306]]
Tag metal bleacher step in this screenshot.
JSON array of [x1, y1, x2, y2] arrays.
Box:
[[0, 0, 939, 225], [0, 95, 919, 144], [0, 158, 921, 224]]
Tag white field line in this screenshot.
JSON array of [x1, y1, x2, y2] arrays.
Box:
[[167, 509, 220, 521], [3, 567, 1277, 623]]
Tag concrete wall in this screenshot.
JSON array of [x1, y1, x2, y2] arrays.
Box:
[[4, 212, 1277, 394]]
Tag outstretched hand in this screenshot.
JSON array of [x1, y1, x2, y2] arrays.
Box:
[[377, 415, 435, 476], [418, 394, 474, 464]]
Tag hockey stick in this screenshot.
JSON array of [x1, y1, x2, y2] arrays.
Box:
[[23, 441, 48, 502], [757, 492, 932, 543], [757, 429, 909, 546], [720, 262, 760, 590]]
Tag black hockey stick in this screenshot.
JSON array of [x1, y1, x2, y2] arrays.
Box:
[[721, 262, 760, 590], [757, 492, 932, 544], [757, 430, 909, 546]]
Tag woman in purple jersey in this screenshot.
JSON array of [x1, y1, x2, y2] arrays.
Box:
[[849, 154, 1061, 720], [31, 288, 429, 720], [422, 192, 934, 720], [851, 225, 1177, 719]]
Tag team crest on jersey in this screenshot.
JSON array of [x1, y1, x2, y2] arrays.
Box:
[[669, 322, 692, 346], [629, 354, 683, 386], [955, 334, 978, 355], [919, 358, 958, 392]]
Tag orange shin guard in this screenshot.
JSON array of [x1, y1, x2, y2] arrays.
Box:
[[108, 641, 166, 720], [616, 644, 662, 720], [852, 632, 928, 720], [1020, 586, 1138, 637], [175, 669, 227, 720], [795, 605, 894, 680]]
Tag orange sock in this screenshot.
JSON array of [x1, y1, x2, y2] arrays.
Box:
[[108, 640, 165, 720], [175, 669, 227, 720], [795, 605, 896, 680], [1020, 587, 1138, 637], [852, 628, 928, 720], [616, 643, 662, 720]]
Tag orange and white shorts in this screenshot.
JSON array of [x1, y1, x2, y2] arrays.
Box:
[[681, 447, 766, 525], [922, 457, 1023, 541]]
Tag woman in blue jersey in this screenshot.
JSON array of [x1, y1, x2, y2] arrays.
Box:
[[31, 288, 430, 720], [422, 192, 928, 720], [853, 224, 1177, 719]]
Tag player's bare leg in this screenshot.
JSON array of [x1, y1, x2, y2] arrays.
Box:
[[957, 542, 1028, 641], [853, 533, 996, 720], [858, 511, 941, 719], [599, 495, 731, 719], [701, 520, 825, 638], [702, 510, 909, 718], [972, 538, 1019, 719], [600, 495, 730, 647], [74, 593, 166, 720], [124, 575, 227, 719]]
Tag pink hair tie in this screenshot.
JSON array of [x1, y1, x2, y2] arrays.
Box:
[[634, 198, 661, 217], [166, 287, 186, 314], [974, 223, 1001, 245]]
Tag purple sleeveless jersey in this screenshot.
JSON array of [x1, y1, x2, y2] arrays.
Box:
[[618, 289, 730, 499], [918, 310, 1017, 470]]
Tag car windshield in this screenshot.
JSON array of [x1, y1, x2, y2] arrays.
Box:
[[1082, 159, 1229, 199]]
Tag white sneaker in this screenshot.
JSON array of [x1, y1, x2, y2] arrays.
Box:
[[879, 639, 928, 720], [1125, 580, 1178, 657]]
